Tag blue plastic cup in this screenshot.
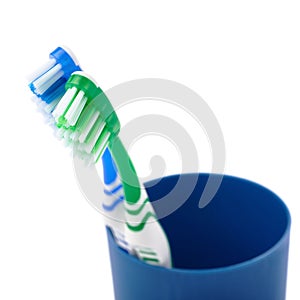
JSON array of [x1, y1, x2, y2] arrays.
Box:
[[107, 173, 291, 300]]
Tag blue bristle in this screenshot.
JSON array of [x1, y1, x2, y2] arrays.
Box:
[[29, 82, 35, 93], [41, 77, 66, 104]]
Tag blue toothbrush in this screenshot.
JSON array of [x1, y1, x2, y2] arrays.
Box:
[[28, 46, 129, 252]]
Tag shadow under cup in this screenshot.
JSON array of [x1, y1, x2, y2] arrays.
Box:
[[107, 173, 291, 300]]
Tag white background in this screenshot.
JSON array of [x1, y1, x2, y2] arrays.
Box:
[[1, 0, 299, 299]]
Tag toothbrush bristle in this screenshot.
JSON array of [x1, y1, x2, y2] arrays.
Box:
[[50, 90, 110, 163], [65, 91, 87, 127], [29, 47, 81, 116], [33, 64, 64, 95], [41, 77, 66, 104], [84, 117, 105, 153], [78, 111, 100, 144], [52, 87, 77, 123], [94, 131, 111, 163], [28, 58, 56, 83], [30, 67, 119, 164], [44, 97, 60, 114]]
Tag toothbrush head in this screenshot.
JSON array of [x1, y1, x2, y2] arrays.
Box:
[[28, 46, 81, 113], [52, 71, 120, 163]]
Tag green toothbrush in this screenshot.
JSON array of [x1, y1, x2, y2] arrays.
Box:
[[34, 69, 172, 267]]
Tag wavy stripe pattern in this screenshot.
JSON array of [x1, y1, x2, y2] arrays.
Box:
[[126, 211, 157, 232], [104, 183, 123, 195], [125, 198, 149, 216], [102, 195, 124, 211]]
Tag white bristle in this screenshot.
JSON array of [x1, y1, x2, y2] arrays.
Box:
[[33, 64, 64, 95], [72, 131, 84, 143], [55, 127, 66, 140], [31, 94, 41, 104], [74, 148, 92, 164], [70, 96, 88, 126], [35, 97, 47, 111], [52, 87, 77, 121], [44, 97, 60, 114], [46, 116, 56, 126], [69, 131, 79, 141], [94, 131, 111, 163], [63, 135, 73, 148], [28, 58, 56, 82], [31, 94, 55, 125], [75, 139, 85, 151], [64, 90, 88, 126], [86, 155, 95, 167], [63, 128, 73, 140], [78, 111, 100, 143], [84, 121, 106, 154]]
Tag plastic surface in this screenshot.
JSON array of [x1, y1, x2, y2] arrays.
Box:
[[102, 148, 125, 212], [49, 47, 80, 78], [107, 173, 291, 300], [65, 72, 99, 99], [102, 149, 119, 185]]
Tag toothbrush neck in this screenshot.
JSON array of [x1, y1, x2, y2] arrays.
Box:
[[109, 136, 142, 205]]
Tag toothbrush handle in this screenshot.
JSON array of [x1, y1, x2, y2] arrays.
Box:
[[109, 136, 172, 267], [101, 148, 133, 253], [109, 136, 142, 205]]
